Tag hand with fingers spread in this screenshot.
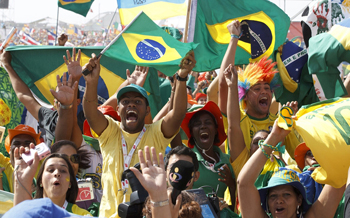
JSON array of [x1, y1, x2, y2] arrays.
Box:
[[126, 65, 149, 87], [50, 72, 78, 106], [223, 64, 237, 87], [63, 48, 82, 80], [82, 53, 101, 85], [178, 51, 196, 78], [218, 164, 236, 190], [130, 146, 167, 201]]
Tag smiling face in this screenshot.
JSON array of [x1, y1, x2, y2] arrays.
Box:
[[267, 185, 302, 218], [41, 157, 71, 202], [189, 111, 217, 150], [244, 81, 272, 119], [55, 145, 79, 176], [117, 92, 150, 133]]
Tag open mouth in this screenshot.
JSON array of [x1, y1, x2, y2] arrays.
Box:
[[126, 110, 138, 122], [275, 208, 285, 213], [53, 181, 60, 186], [200, 132, 209, 141], [259, 97, 268, 107]]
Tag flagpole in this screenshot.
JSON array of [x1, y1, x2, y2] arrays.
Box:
[[82, 11, 144, 75], [183, 0, 192, 43], [104, 7, 119, 42], [55, 6, 59, 46]]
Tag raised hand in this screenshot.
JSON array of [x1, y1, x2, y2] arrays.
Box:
[[283, 101, 299, 116], [130, 146, 167, 201], [126, 65, 149, 87], [82, 53, 101, 85], [50, 72, 78, 106], [63, 48, 82, 81], [178, 51, 196, 78], [58, 33, 68, 46], [14, 143, 40, 188], [0, 49, 11, 67], [227, 20, 241, 37], [223, 64, 237, 87]]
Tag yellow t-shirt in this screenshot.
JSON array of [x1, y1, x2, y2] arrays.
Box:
[[0, 153, 14, 193], [97, 116, 176, 218]]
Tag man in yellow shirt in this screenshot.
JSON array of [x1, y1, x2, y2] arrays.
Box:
[[218, 21, 301, 176], [82, 52, 196, 218]]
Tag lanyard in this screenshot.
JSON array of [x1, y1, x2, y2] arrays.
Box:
[[62, 200, 68, 210], [121, 126, 146, 190]]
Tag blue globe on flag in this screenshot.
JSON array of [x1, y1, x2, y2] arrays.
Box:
[[136, 39, 166, 61]]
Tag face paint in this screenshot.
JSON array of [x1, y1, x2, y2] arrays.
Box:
[[66, 177, 70, 182]]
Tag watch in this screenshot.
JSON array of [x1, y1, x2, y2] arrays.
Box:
[[176, 73, 188, 81]]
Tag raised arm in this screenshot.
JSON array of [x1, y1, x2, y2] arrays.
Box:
[[224, 64, 245, 162], [54, 48, 81, 146], [0, 50, 41, 120], [237, 120, 290, 218], [218, 20, 241, 115], [13, 143, 39, 205], [207, 75, 219, 105], [82, 54, 108, 136], [161, 51, 196, 138]]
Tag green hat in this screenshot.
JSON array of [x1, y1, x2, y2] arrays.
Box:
[[258, 169, 311, 214], [161, 26, 183, 40], [117, 84, 149, 104]]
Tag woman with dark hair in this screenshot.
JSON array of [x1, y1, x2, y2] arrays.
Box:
[[13, 144, 91, 216], [181, 101, 237, 214]]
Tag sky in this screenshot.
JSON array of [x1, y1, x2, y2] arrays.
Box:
[[0, 0, 311, 26]]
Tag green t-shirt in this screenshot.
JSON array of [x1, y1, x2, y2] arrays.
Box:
[[192, 145, 235, 198]]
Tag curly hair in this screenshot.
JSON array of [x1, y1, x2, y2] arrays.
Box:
[[142, 190, 202, 218]]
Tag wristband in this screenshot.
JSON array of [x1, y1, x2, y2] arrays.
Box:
[[258, 143, 271, 159], [176, 73, 188, 81], [60, 103, 73, 109], [231, 32, 243, 39], [150, 199, 169, 207]]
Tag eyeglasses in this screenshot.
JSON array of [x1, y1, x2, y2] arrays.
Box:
[[61, 154, 80, 164], [305, 150, 314, 157]]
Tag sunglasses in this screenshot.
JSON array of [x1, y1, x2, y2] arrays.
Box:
[[61, 154, 81, 164]]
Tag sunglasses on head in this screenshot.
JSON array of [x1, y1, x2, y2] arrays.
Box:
[[61, 154, 80, 164]]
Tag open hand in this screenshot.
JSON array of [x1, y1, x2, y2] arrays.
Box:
[[50, 72, 78, 106], [218, 164, 236, 188], [63, 48, 82, 81], [126, 65, 149, 87]]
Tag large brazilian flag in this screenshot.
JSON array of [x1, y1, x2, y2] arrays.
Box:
[[193, 0, 290, 71], [5, 46, 162, 119], [103, 12, 197, 76]]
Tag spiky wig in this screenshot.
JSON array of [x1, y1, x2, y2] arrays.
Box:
[[238, 57, 278, 109]]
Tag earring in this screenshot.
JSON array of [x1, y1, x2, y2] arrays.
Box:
[[69, 184, 71, 188], [40, 184, 43, 187], [296, 205, 300, 215]]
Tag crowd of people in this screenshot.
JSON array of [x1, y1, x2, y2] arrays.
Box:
[[1, 18, 350, 218]]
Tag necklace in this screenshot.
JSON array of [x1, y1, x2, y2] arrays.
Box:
[[195, 139, 220, 173]]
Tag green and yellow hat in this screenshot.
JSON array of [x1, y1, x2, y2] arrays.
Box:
[[258, 169, 311, 213]]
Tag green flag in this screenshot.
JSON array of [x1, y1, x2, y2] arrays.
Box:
[[193, 0, 290, 71], [58, 0, 94, 17], [6, 46, 162, 118], [104, 12, 197, 76]]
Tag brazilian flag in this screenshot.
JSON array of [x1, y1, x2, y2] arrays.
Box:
[[193, 0, 290, 71], [58, 0, 94, 17], [5, 46, 162, 119], [103, 12, 197, 76]]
